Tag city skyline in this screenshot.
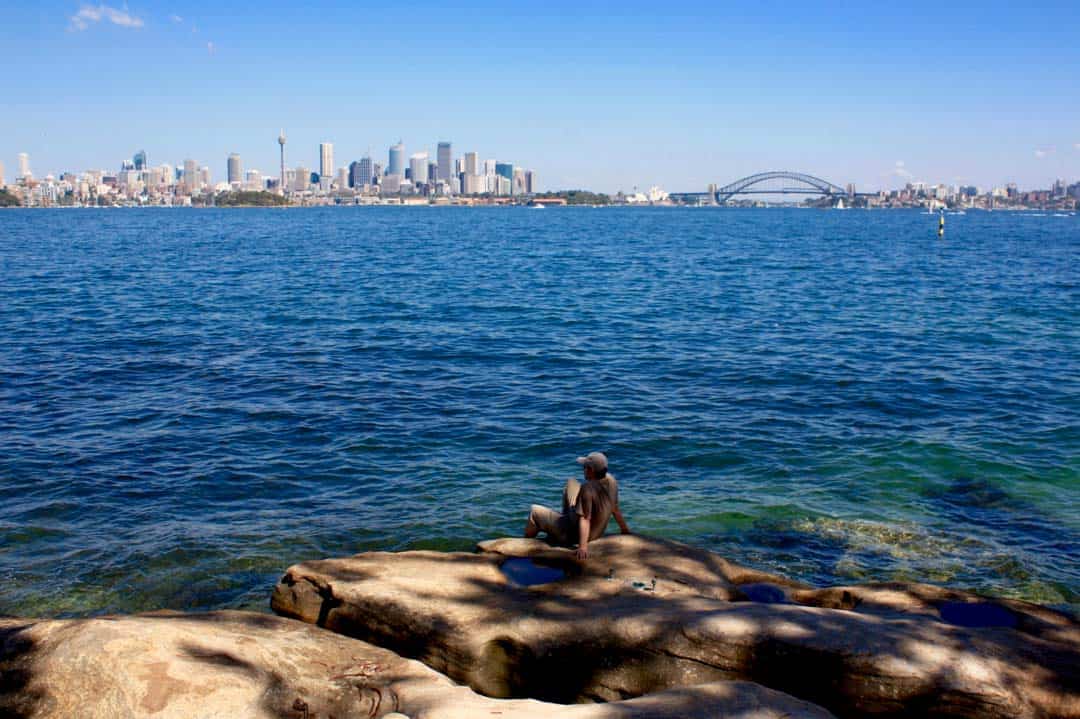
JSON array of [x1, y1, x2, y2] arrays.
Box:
[[2, 1, 1078, 193]]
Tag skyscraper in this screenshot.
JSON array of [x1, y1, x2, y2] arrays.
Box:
[[495, 162, 513, 184], [18, 153, 30, 180], [183, 159, 197, 191], [227, 153, 243, 185], [388, 141, 405, 176], [278, 130, 287, 195], [133, 150, 147, 171], [410, 153, 429, 185], [464, 152, 479, 176], [348, 161, 363, 189], [294, 166, 309, 192], [437, 142, 452, 182], [357, 156, 373, 187], [319, 143, 334, 188]]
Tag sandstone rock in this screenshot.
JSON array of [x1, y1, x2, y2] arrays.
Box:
[[0, 610, 833, 718], [271, 534, 1080, 718]]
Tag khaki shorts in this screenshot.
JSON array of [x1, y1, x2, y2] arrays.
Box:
[[528, 478, 582, 546]]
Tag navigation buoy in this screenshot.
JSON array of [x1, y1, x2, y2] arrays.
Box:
[[938, 211, 945, 238]]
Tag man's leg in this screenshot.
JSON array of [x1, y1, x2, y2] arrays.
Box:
[[526, 504, 560, 539]]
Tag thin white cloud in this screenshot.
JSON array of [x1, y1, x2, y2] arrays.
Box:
[[169, 13, 183, 23], [207, 41, 215, 55], [1034, 147, 1055, 159], [891, 161, 913, 179], [70, 4, 144, 31]]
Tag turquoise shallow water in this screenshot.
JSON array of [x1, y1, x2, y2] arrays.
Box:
[[0, 207, 1077, 616]]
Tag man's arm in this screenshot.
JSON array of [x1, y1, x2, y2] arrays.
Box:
[[613, 505, 631, 534], [575, 514, 591, 560]]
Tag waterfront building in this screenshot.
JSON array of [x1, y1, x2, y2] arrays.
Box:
[[227, 153, 243, 186], [464, 152, 479, 176], [183, 159, 197, 192], [18, 153, 30, 180], [388, 141, 405, 176], [319, 143, 334, 189], [372, 162, 382, 180], [133, 150, 147, 171], [437, 142, 452, 182], [525, 170, 535, 194], [245, 169, 261, 190], [348, 161, 362, 189], [512, 166, 525, 195], [336, 167, 348, 190], [200, 167, 211, 188], [410, 153, 429, 185], [428, 162, 438, 187]]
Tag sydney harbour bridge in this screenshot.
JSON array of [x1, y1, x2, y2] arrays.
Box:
[[670, 171, 870, 205]]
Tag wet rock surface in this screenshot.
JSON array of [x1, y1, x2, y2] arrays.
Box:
[[272, 534, 1080, 718], [0, 610, 831, 719]]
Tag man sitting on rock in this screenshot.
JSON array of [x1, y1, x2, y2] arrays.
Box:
[[524, 452, 630, 560]]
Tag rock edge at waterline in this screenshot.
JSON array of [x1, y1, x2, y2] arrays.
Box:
[[271, 534, 1080, 718]]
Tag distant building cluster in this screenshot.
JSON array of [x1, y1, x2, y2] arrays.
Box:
[[860, 180, 1080, 211], [0, 136, 537, 207]]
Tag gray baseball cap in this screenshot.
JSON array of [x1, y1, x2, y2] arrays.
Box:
[[576, 452, 608, 474]]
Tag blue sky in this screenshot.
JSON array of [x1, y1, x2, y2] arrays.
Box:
[[2, 1, 1078, 192]]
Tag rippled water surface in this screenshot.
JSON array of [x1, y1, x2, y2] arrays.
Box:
[[1, 207, 1077, 616]]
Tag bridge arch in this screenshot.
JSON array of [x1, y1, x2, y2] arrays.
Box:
[[715, 171, 847, 204]]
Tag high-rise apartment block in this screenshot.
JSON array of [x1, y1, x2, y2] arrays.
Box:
[[18, 153, 30, 180], [294, 166, 309, 192], [319, 143, 334, 188], [227, 153, 243, 185], [410, 153, 429, 185], [183, 159, 197, 191], [388, 142, 405, 176], [437, 142, 452, 182]]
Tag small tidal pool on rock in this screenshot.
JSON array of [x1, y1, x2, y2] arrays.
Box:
[[500, 558, 567, 587]]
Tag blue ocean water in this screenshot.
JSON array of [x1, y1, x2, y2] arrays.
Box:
[[0, 207, 1077, 617]]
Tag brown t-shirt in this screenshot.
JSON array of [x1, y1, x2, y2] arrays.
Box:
[[574, 474, 619, 541]]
